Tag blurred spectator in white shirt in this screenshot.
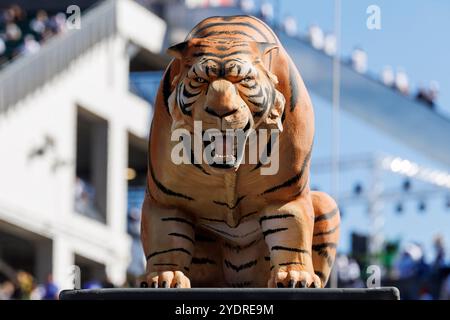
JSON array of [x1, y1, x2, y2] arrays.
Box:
[[49, 12, 67, 34], [283, 15, 297, 37], [324, 33, 337, 56], [381, 65, 395, 87], [308, 24, 324, 50], [240, 0, 255, 13], [0, 36, 6, 55], [0, 281, 15, 300], [5, 22, 22, 41], [21, 34, 40, 55], [351, 47, 368, 74], [395, 68, 410, 95], [30, 10, 48, 37], [260, 1, 274, 23]]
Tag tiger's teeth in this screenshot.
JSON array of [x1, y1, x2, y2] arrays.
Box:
[[213, 154, 236, 163]]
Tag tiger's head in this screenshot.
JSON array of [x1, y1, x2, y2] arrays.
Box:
[[167, 38, 285, 173]]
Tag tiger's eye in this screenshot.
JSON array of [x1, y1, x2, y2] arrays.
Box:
[[241, 77, 254, 83], [195, 77, 206, 83]]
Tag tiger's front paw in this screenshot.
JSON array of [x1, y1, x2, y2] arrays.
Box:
[[140, 271, 191, 288], [268, 267, 321, 288]]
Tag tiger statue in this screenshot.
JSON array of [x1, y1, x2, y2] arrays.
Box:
[[140, 15, 340, 288]]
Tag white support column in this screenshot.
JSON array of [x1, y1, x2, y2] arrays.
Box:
[[106, 258, 129, 286], [107, 118, 128, 235], [52, 236, 75, 290]]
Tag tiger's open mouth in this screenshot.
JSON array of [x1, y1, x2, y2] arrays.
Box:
[[203, 121, 252, 170]]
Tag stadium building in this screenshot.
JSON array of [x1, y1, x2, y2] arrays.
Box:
[[0, 0, 449, 294], [0, 0, 166, 288]]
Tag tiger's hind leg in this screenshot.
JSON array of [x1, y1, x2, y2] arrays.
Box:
[[311, 191, 340, 287]]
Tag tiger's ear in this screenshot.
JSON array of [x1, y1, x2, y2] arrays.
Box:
[[257, 42, 279, 56], [167, 41, 189, 60]]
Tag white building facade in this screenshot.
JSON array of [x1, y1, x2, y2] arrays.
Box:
[[0, 0, 166, 288]]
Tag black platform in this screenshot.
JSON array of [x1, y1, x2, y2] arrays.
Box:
[[60, 287, 400, 300]]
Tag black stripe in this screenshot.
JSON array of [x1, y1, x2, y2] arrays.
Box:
[[147, 248, 191, 260], [213, 195, 245, 210], [259, 214, 295, 224], [224, 259, 258, 272], [191, 22, 270, 41], [228, 211, 259, 229], [195, 234, 216, 243], [189, 82, 203, 89], [312, 242, 337, 251], [271, 246, 310, 256], [278, 262, 305, 267], [230, 281, 252, 288], [223, 238, 262, 253], [199, 209, 256, 229], [239, 211, 258, 223], [202, 224, 259, 239], [315, 270, 326, 282], [289, 61, 299, 111], [198, 30, 257, 41], [162, 65, 173, 115], [264, 256, 271, 261], [149, 158, 194, 201], [314, 207, 339, 222], [193, 43, 210, 48], [262, 227, 288, 238], [189, 146, 210, 175], [260, 145, 312, 195], [200, 217, 226, 223], [313, 248, 335, 268], [184, 266, 190, 272], [177, 84, 193, 116], [182, 84, 201, 98], [161, 217, 195, 229], [153, 263, 178, 267], [313, 224, 340, 237], [191, 257, 216, 265], [252, 134, 273, 171], [193, 50, 253, 59], [168, 232, 195, 243]]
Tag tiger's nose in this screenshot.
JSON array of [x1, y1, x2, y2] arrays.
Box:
[[205, 80, 239, 118], [205, 106, 238, 118]]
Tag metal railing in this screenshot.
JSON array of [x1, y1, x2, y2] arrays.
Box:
[[0, 0, 117, 112]]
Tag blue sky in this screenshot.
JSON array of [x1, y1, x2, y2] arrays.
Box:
[[275, 0, 450, 115], [265, 0, 450, 260]]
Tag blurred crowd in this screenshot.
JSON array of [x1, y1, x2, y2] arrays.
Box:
[[0, 272, 59, 300], [335, 235, 450, 300], [0, 3, 67, 66], [0, 269, 118, 300], [1, 234, 449, 300], [239, 0, 441, 110]]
